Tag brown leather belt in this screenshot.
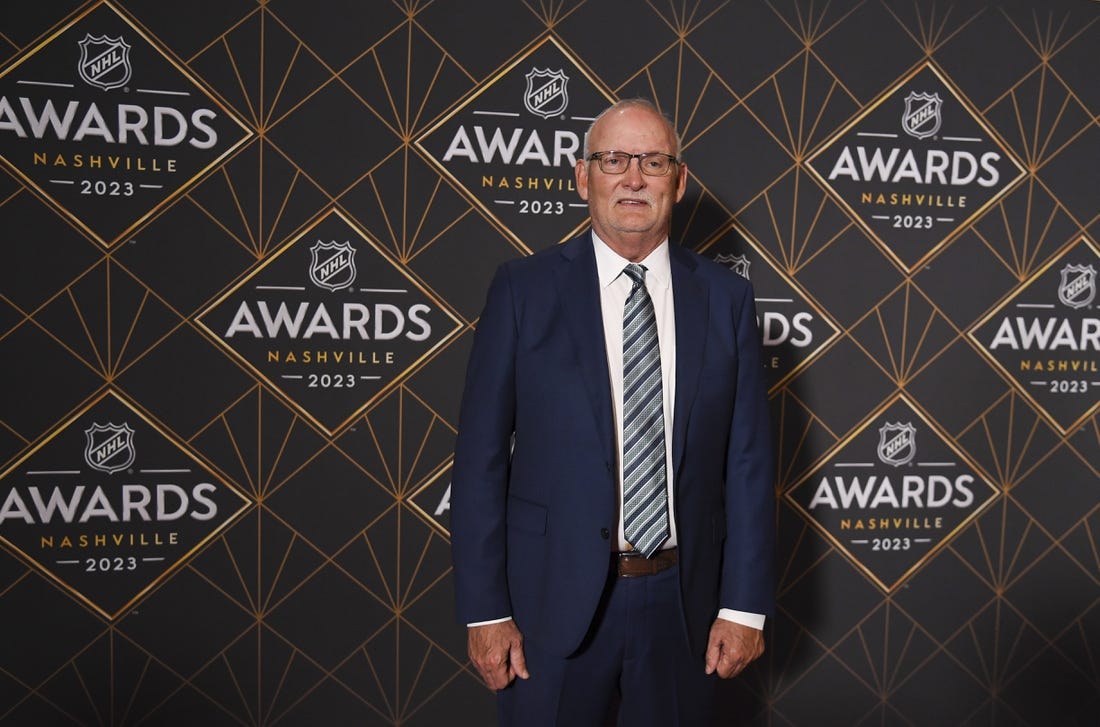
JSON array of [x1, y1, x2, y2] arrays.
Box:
[[615, 548, 677, 577]]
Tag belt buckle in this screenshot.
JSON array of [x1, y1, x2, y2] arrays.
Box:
[[616, 550, 642, 578], [616, 548, 674, 578]]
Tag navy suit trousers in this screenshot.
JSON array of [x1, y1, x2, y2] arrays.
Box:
[[497, 563, 718, 727]]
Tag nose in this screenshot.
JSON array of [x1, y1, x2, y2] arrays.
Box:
[[620, 157, 646, 188]]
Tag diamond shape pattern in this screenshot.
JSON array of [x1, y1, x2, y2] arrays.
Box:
[[0, 2, 1097, 726]]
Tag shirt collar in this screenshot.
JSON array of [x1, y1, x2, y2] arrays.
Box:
[[592, 232, 671, 291]]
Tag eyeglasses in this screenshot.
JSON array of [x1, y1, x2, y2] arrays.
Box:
[[587, 151, 680, 177]]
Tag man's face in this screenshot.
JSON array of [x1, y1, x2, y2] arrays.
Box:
[[575, 106, 688, 257]]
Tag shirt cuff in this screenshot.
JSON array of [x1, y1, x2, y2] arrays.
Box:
[[717, 609, 765, 630], [467, 616, 512, 628]]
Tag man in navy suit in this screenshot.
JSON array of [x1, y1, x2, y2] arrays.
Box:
[[451, 98, 775, 726]]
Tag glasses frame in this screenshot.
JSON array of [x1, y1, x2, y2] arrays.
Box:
[[586, 151, 680, 177]]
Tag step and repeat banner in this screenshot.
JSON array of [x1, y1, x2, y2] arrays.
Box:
[[0, 1, 1097, 725]]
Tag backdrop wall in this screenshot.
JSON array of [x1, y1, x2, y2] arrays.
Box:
[[0, 1, 1096, 725]]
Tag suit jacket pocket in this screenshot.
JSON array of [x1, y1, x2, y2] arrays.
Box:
[[507, 495, 548, 535]]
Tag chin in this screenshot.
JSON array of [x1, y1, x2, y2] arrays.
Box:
[[610, 213, 656, 230], [612, 222, 656, 235]]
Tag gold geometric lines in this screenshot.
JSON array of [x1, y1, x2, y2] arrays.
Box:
[[187, 139, 331, 260], [337, 504, 452, 633], [954, 389, 1063, 495], [1061, 506, 1100, 597], [768, 0, 865, 53], [327, 510, 465, 723], [984, 47, 1094, 181], [188, 383, 330, 504], [1000, 1, 1100, 67], [336, 25, 484, 265], [1067, 412, 1100, 482], [343, 144, 482, 267], [848, 280, 962, 387], [522, 0, 590, 27], [337, 11, 472, 144], [831, 601, 939, 710], [616, 31, 740, 158], [339, 614, 473, 725], [943, 595, 1052, 700], [186, 10, 366, 259], [743, 48, 860, 165], [192, 507, 329, 632], [335, 385, 458, 501], [740, 165, 856, 275], [30, 259, 186, 382], [181, 388, 336, 619], [997, 2, 1100, 125], [880, 0, 986, 55], [772, 386, 840, 492], [949, 490, 1053, 598], [189, 7, 334, 135], [47, 628, 190, 726], [966, 177, 1077, 282]]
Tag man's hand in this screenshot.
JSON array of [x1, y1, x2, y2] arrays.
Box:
[[704, 619, 764, 678], [467, 620, 530, 690]]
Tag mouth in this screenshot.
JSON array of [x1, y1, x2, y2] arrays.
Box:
[[615, 198, 651, 208]]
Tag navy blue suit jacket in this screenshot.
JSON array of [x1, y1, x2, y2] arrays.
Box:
[[451, 234, 776, 658]]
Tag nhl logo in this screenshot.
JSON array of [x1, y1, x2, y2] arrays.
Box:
[[84, 423, 135, 474], [524, 68, 569, 119], [902, 92, 942, 140], [77, 34, 132, 91], [1058, 264, 1096, 309], [716, 253, 751, 280], [877, 422, 916, 467], [309, 241, 357, 291]]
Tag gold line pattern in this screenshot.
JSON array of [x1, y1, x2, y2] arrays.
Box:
[[0, 0, 1094, 724]]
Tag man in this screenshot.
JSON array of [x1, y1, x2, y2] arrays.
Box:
[[451, 98, 775, 726]]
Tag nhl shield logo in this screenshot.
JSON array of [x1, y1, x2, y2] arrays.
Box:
[[77, 34, 132, 91], [84, 423, 135, 474], [715, 253, 751, 280], [309, 241, 357, 291], [877, 422, 916, 467], [902, 92, 942, 140], [1058, 264, 1096, 309], [524, 68, 569, 119]]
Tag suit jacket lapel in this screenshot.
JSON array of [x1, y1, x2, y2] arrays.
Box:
[[669, 245, 707, 477], [554, 236, 614, 465]]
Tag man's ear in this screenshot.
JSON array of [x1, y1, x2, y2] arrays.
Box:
[[575, 159, 590, 201]]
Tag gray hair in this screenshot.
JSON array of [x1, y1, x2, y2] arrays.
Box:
[[582, 98, 683, 160]]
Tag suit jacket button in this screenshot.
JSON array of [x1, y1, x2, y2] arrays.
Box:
[[600, 528, 610, 540]]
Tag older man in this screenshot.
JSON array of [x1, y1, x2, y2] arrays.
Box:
[[451, 98, 776, 726]]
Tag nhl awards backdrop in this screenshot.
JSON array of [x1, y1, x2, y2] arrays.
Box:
[[0, 0, 1096, 724]]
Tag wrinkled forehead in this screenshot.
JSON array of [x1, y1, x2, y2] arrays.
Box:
[[589, 107, 678, 154]]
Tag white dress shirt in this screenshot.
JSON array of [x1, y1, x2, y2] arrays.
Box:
[[592, 233, 764, 631], [592, 235, 678, 551]]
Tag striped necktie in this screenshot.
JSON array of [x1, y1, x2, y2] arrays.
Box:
[[621, 263, 670, 558]]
